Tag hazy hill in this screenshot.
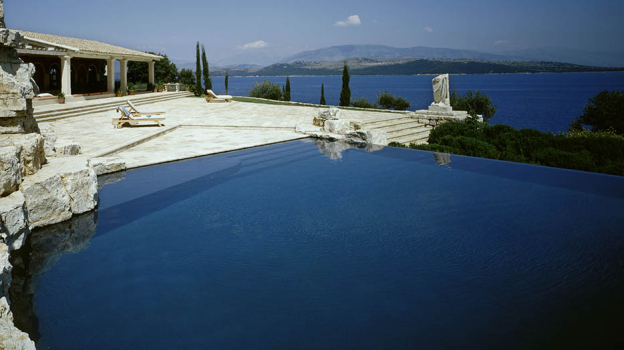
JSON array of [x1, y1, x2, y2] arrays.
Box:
[[499, 46, 624, 68], [281, 44, 624, 68], [282, 45, 514, 63], [212, 57, 623, 76]]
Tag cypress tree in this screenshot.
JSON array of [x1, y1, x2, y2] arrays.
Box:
[[320, 83, 326, 105], [225, 71, 229, 94], [284, 77, 291, 101], [195, 42, 202, 95], [201, 44, 212, 92], [339, 61, 351, 106]]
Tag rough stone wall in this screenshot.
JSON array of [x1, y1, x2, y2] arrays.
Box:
[[0, 3, 40, 347]]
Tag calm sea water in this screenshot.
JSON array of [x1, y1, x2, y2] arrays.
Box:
[[217, 72, 624, 133], [15, 140, 624, 350]]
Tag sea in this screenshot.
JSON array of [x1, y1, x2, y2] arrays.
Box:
[[218, 72, 624, 133]]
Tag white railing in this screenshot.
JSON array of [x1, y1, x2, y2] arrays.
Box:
[[163, 83, 180, 92]]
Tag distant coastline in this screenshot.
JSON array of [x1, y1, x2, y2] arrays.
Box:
[[210, 58, 624, 77]]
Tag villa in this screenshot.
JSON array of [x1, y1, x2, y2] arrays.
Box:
[[1, 2, 624, 348], [11, 30, 161, 100]]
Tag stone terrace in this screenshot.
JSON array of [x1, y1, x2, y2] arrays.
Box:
[[39, 96, 415, 169]]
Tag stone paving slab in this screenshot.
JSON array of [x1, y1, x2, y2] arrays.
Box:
[[118, 128, 307, 168], [37, 97, 404, 169]]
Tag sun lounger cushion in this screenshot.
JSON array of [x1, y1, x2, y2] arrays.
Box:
[[206, 90, 232, 99]]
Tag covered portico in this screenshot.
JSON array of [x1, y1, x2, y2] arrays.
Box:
[[13, 30, 161, 98]]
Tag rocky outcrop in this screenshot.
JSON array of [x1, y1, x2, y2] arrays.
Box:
[[90, 156, 126, 176], [299, 108, 388, 146], [345, 130, 388, 145], [0, 146, 20, 196], [324, 119, 363, 134], [37, 124, 56, 157], [8, 211, 97, 343], [19, 157, 98, 229], [0, 30, 38, 135], [0, 134, 46, 176], [0, 243, 9, 297], [313, 107, 341, 127], [0, 297, 36, 350], [56, 158, 98, 214], [0, 191, 28, 251], [54, 140, 81, 156]]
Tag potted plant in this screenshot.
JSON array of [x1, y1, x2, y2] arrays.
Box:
[[156, 83, 164, 92], [185, 85, 190, 92], [128, 84, 136, 95], [57, 92, 65, 104], [116, 88, 123, 97]]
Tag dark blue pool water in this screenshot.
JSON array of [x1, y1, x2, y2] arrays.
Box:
[[16, 140, 624, 349]]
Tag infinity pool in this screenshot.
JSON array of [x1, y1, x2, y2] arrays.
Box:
[[11, 140, 624, 349]]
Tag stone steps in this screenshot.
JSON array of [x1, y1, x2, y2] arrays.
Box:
[[361, 115, 432, 146], [33, 92, 193, 122], [361, 116, 413, 128], [391, 130, 431, 145], [387, 125, 430, 139]]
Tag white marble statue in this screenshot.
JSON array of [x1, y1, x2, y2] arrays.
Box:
[[431, 74, 450, 107]]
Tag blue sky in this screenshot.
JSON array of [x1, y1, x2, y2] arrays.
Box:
[[5, 0, 624, 66]]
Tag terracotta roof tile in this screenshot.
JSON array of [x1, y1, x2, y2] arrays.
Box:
[[16, 30, 162, 60]]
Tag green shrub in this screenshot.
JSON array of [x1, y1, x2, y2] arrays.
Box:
[[189, 84, 203, 97], [351, 97, 379, 109], [402, 119, 624, 176], [450, 90, 497, 121], [249, 80, 283, 100], [569, 90, 624, 135], [393, 96, 411, 110], [377, 91, 395, 109], [375, 91, 411, 110], [388, 141, 406, 148]]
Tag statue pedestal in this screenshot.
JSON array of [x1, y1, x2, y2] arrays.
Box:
[[428, 103, 453, 113]]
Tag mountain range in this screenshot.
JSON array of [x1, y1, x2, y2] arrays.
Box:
[[280, 45, 624, 68], [170, 44, 624, 76]]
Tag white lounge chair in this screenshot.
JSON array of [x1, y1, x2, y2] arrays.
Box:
[[205, 90, 232, 103], [113, 105, 165, 128], [127, 100, 166, 117]]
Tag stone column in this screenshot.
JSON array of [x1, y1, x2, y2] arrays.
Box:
[[106, 58, 115, 93], [119, 59, 127, 92], [60, 55, 71, 96], [148, 61, 155, 86]]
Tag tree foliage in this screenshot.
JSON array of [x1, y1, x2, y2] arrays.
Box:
[[339, 61, 351, 106], [249, 80, 283, 101], [225, 71, 229, 94], [351, 97, 378, 109], [320, 83, 326, 105], [569, 90, 624, 135], [195, 42, 202, 96], [450, 90, 497, 121], [201, 44, 212, 92], [392, 119, 624, 176], [127, 53, 178, 84], [375, 91, 411, 110], [178, 68, 195, 85], [282, 77, 291, 101]]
